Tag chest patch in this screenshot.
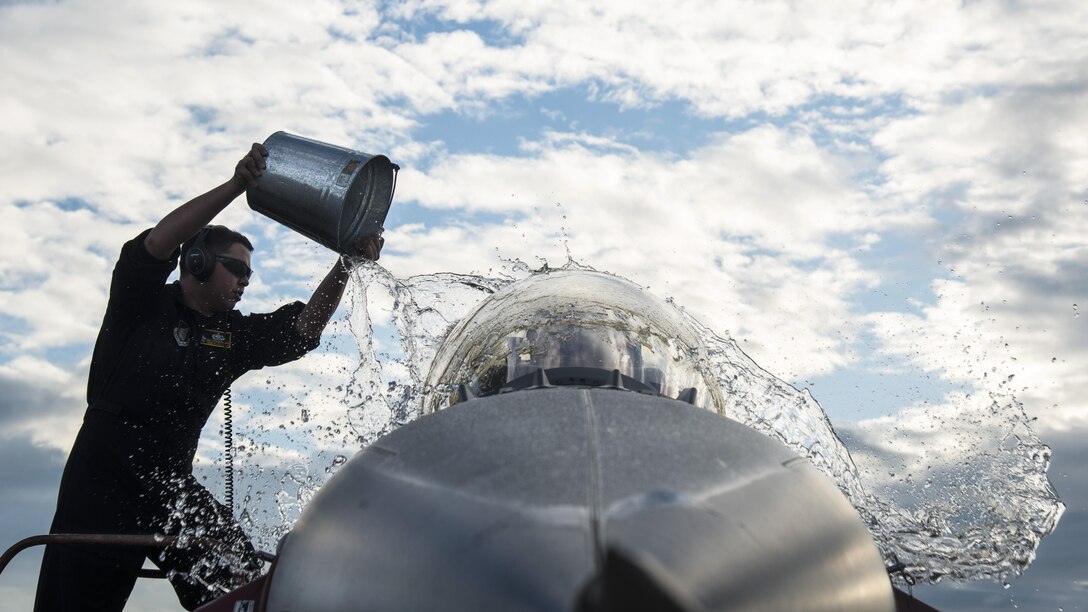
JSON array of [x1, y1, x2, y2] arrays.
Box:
[[173, 321, 191, 347], [200, 329, 233, 349]]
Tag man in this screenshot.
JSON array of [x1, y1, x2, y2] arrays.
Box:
[[34, 143, 383, 611]]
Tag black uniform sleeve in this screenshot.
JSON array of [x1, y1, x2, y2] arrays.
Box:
[[105, 228, 180, 322], [233, 301, 322, 373], [87, 229, 179, 407]]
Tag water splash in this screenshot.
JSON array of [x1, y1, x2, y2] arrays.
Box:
[[191, 258, 1062, 590], [329, 260, 1062, 586]]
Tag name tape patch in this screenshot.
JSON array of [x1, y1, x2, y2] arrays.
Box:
[[200, 329, 232, 349]]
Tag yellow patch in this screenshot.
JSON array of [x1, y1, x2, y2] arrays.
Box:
[[200, 329, 232, 349]]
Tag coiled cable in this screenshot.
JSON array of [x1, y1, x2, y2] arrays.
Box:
[[223, 387, 235, 515]]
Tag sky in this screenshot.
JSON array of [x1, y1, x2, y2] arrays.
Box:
[[0, 0, 1086, 610]]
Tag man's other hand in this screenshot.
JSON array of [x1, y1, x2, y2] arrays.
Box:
[[232, 143, 268, 190], [352, 234, 384, 261]]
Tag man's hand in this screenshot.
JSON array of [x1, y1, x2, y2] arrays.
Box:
[[231, 143, 268, 191], [145, 143, 266, 260], [352, 234, 385, 262]]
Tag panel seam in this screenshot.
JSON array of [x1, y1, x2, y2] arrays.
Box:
[[584, 390, 605, 569]]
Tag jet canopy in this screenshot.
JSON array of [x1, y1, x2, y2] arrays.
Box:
[[423, 269, 723, 413]]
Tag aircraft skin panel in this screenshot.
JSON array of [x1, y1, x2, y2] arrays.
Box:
[[264, 387, 894, 612]]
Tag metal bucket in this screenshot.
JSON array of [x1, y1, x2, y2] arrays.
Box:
[[246, 131, 399, 255]]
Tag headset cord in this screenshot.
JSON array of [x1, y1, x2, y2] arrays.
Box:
[[223, 387, 235, 516]]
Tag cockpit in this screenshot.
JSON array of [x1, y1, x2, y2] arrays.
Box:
[[422, 269, 723, 413]]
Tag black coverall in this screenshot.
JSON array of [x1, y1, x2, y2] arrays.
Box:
[[35, 229, 319, 611]]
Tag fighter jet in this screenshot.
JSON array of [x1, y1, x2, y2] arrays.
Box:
[[196, 269, 933, 611]]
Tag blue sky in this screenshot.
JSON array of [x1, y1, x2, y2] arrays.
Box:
[[1, 0, 1086, 609]]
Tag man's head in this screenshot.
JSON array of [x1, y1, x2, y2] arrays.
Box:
[[180, 225, 254, 315]]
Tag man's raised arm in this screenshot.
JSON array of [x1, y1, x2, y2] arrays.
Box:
[[296, 234, 385, 339], [143, 144, 267, 260]]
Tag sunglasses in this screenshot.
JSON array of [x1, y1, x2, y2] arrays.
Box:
[[216, 255, 252, 279]]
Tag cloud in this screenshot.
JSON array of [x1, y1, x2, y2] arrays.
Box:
[[398, 126, 927, 379], [0, 0, 416, 219], [0, 433, 66, 511], [0, 203, 140, 352], [0, 356, 86, 450], [865, 278, 1088, 432], [0, 434, 68, 611], [388, 0, 1088, 116], [872, 86, 1088, 215], [864, 84, 1088, 431]]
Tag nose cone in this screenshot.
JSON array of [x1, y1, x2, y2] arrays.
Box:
[[263, 391, 896, 612]]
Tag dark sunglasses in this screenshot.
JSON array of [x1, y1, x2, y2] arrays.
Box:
[[216, 255, 252, 279]]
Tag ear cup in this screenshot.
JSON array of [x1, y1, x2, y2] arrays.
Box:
[[184, 227, 214, 282]]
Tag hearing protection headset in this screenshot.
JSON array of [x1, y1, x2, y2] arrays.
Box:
[[183, 226, 217, 282]]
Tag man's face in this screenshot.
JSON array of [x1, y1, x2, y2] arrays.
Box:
[[204, 242, 251, 313]]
